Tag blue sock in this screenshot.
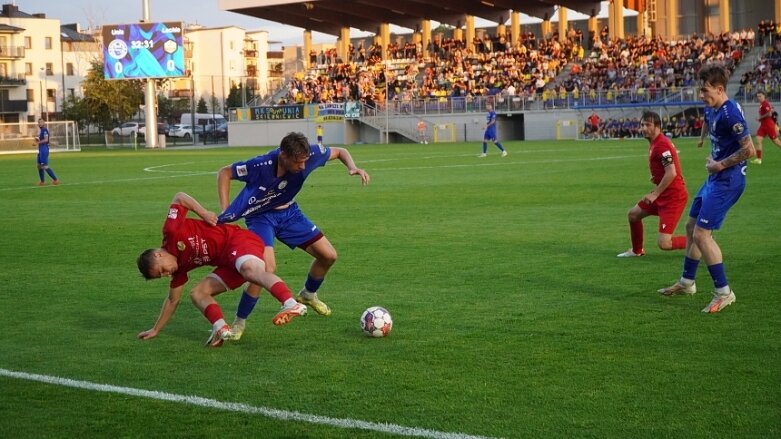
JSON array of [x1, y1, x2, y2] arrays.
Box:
[[304, 274, 324, 293], [707, 263, 728, 289], [482, 142, 487, 153], [46, 168, 57, 180], [38, 169, 44, 181], [682, 256, 699, 281], [236, 289, 259, 319], [495, 142, 505, 151]]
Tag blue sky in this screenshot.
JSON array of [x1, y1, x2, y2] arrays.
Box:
[[17, 0, 615, 47]]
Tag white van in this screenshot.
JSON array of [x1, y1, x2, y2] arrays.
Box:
[[180, 113, 226, 129]]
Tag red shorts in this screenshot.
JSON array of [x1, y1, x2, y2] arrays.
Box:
[[638, 191, 688, 234], [211, 229, 267, 290], [757, 120, 778, 139]]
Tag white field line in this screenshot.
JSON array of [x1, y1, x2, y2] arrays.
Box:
[[0, 368, 499, 439], [0, 153, 642, 192]]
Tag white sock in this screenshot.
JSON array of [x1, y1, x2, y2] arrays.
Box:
[[715, 286, 731, 296], [680, 278, 695, 286], [213, 319, 226, 331], [283, 298, 297, 308]]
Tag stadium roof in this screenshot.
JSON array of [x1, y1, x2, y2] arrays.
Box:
[[219, 0, 604, 37]]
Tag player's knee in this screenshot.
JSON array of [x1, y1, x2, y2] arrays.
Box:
[[319, 248, 337, 267], [656, 236, 673, 250], [691, 227, 711, 246]]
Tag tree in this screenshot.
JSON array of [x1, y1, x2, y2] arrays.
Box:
[[196, 97, 208, 113], [61, 95, 89, 130], [226, 83, 249, 109], [82, 60, 145, 130]]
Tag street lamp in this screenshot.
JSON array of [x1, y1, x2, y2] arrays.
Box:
[[39, 67, 48, 121]]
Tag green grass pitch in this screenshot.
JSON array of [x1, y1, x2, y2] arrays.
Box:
[[0, 138, 779, 438]]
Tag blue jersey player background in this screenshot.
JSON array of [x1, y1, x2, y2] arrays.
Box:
[[35, 118, 59, 186], [480, 103, 507, 158], [217, 132, 370, 339], [659, 65, 756, 314]]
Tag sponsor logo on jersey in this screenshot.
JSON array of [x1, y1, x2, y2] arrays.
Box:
[[177, 241, 186, 251], [278, 180, 288, 190], [236, 164, 248, 177], [732, 123, 744, 135]]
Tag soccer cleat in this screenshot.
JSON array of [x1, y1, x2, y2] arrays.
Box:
[[501, 150, 508, 157], [750, 158, 762, 165], [52, 179, 60, 185], [701, 290, 736, 313], [272, 302, 308, 326], [37, 181, 46, 186], [617, 249, 645, 258], [205, 324, 232, 347], [295, 290, 332, 316], [478, 153, 487, 158], [658, 281, 697, 296], [226, 318, 246, 341]]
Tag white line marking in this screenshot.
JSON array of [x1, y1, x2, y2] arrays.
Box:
[[0, 368, 499, 439]]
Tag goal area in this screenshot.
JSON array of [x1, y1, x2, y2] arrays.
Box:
[[0, 120, 81, 154]]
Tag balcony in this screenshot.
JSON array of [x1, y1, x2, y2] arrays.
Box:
[[0, 99, 29, 112], [169, 89, 192, 98], [0, 46, 25, 59], [244, 49, 258, 58], [246, 66, 257, 77], [0, 74, 25, 87]]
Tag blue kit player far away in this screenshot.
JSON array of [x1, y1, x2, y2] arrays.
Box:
[[480, 103, 507, 158], [217, 132, 370, 339], [35, 118, 59, 186], [658, 65, 756, 313]]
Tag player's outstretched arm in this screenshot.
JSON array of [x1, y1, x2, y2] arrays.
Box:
[[216, 166, 235, 212], [138, 286, 184, 340], [172, 192, 217, 226], [329, 147, 370, 185]]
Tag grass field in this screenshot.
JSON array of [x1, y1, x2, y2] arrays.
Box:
[[1, 138, 779, 438]]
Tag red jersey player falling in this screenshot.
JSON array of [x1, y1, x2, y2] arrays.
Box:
[[752, 91, 781, 164], [618, 111, 688, 257]]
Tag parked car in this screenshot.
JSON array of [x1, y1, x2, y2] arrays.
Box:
[[137, 123, 170, 139], [204, 121, 228, 140], [168, 124, 194, 139], [112, 122, 144, 137]]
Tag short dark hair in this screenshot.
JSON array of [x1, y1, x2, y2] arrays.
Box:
[[757, 91, 766, 97], [698, 65, 729, 88], [137, 249, 156, 280], [280, 132, 311, 158], [641, 111, 662, 128]]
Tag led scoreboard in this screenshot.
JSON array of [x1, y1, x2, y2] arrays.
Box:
[[102, 22, 185, 79]]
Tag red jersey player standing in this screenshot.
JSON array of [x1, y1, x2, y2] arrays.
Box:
[[617, 111, 688, 257], [752, 91, 781, 164], [136, 192, 307, 347]]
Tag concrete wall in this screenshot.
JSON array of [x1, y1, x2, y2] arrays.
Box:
[[228, 103, 766, 146]]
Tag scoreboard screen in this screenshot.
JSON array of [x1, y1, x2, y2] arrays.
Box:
[[102, 22, 185, 79]]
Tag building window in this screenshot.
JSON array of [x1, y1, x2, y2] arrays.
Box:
[[0, 63, 6, 77], [68, 88, 75, 98], [66, 63, 74, 76], [25, 63, 32, 75], [46, 88, 54, 102], [45, 63, 53, 75], [24, 36, 31, 49], [27, 88, 34, 102], [45, 37, 52, 50]]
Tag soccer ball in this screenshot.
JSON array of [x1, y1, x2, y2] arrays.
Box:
[[360, 306, 393, 338]]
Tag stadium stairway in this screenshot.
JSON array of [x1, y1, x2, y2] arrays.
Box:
[[727, 45, 762, 98]]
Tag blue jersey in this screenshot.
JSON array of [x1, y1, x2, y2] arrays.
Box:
[[485, 111, 496, 129], [704, 100, 750, 184], [38, 127, 49, 149], [218, 145, 330, 223]]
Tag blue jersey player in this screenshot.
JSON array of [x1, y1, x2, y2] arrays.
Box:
[[217, 132, 370, 339], [35, 118, 59, 186], [480, 103, 507, 157], [659, 65, 756, 313]]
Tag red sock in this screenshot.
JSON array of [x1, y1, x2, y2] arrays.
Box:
[[757, 149, 763, 159], [629, 220, 644, 253], [203, 303, 224, 324], [671, 235, 687, 250], [268, 281, 293, 304]]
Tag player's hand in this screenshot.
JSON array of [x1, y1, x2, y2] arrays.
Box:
[[696, 139, 704, 148], [642, 191, 659, 204], [705, 156, 724, 173], [350, 168, 370, 185], [138, 329, 158, 340], [200, 211, 218, 226]]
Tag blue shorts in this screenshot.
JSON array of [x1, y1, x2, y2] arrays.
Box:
[[484, 129, 497, 141], [37, 146, 50, 166], [245, 202, 323, 250], [689, 179, 745, 230]]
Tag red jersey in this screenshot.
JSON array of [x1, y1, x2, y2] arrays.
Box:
[[588, 114, 599, 128], [759, 100, 773, 120], [648, 133, 685, 195], [162, 203, 244, 288]]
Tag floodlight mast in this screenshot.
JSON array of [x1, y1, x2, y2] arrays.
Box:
[[143, 0, 158, 147]]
